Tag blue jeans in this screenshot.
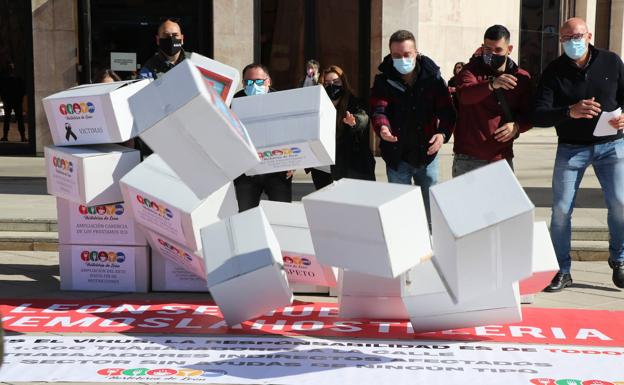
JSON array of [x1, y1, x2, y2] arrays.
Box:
[[551, 139, 624, 273], [386, 157, 439, 222]]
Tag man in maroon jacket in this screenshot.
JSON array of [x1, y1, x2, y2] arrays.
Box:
[[454, 25, 533, 176]]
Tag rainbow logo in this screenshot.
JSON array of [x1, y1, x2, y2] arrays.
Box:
[[136, 194, 173, 219], [59, 102, 95, 115]]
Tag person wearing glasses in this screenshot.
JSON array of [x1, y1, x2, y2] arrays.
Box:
[[370, 30, 455, 222], [533, 18, 624, 292], [453, 25, 533, 177], [309, 65, 375, 190], [232, 63, 293, 212]]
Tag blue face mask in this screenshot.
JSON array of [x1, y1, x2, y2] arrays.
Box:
[[563, 39, 587, 60], [393, 57, 415, 75], [244, 83, 266, 96]]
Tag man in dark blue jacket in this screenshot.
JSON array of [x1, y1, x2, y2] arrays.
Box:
[[533, 18, 624, 292], [370, 30, 456, 221]]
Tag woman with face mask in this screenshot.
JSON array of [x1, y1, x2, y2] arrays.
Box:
[[309, 65, 376, 189]]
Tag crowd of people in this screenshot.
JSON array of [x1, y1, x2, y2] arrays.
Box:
[[102, 17, 624, 294]]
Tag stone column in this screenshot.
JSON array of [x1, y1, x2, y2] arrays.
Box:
[[610, 0, 624, 56], [212, 0, 254, 87], [575, 0, 597, 35], [32, 0, 78, 154]]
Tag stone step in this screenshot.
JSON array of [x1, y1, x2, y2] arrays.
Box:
[[0, 219, 57, 232], [0, 232, 611, 262], [571, 226, 610, 242], [0, 231, 58, 251], [570, 240, 610, 261]]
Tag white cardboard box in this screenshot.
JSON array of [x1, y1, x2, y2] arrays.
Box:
[[430, 160, 534, 302], [119, 154, 238, 252], [45, 144, 140, 206], [144, 228, 206, 279], [56, 197, 146, 246], [259, 200, 337, 287], [231, 85, 336, 175], [338, 269, 416, 319], [200, 207, 293, 326], [187, 52, 240, 106], [43, 79, 149, 146], [520, 221, 559, 295], [59, 244, 149, 292], [151, 251, 209, 292], [402, 260, 522, 333], [302, 178, 432, 278], [129, 60, 259, 198]]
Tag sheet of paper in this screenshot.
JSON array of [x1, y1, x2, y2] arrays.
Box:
[[593, 107, 622, 137]]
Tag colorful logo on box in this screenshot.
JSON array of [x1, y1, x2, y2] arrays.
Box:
[[52, 156, 74, 173], [258, 147, 301, 160], [79, 203, 124, 216], [283, 255, 311, 267], [97, 367, 227, 378], [530, 379, 617, 385], [80, 250, 126, 264], [59, 102, 95, 115], [136, 194, 173, 219], [157, 238, 193, 262]]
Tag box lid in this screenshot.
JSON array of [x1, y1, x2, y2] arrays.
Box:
[[202, 207, 282, 286], [120, 154, 205, 213], [129, 60, 204, 133], [44, 80, 143, 99], [430, 160, 534, 238], [232, 86, 322, 122], [302, 178, 418, 208]]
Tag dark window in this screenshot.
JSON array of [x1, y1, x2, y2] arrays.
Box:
[[594, 0, 612, 49], [80, 0, 213, 83], [0, 0, 35, 154], [519, 0, 561, 83], [259, 0, 370, 98]]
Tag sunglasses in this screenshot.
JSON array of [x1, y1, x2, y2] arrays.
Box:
[[244, 79, 267, 86], [560, 32, 587, 42]]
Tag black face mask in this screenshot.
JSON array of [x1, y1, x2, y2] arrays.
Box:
[[158, 36, 183, 57], [485, 53, 507, 70], [325, 84, 343, 101]]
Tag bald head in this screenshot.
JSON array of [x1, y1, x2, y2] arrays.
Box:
[[158, 20, 182, 39], [560, 18, 588, 35]]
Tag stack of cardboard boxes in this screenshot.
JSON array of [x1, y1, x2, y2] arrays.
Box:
[[43, 51, 559, 332]]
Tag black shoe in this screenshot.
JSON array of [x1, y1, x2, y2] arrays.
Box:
[[20, 134, 26, 142], [0, 137, 7, 142], [608, 259, 624, 289], [544, 272, 573, 292]]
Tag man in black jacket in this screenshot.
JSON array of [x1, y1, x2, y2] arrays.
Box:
[[232, 63, 293, 212], [136, 18, 189, 157], [533, 18, 624, 292], [370, 30, 456, 220]]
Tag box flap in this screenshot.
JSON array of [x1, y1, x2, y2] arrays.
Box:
[[232, 86, 322, 121], [45, 144, 137, 159], [430, 160, 534, 238], [44, 80, 141, 99]]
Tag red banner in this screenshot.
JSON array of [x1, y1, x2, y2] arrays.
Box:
[[2, 299, 623, 347]]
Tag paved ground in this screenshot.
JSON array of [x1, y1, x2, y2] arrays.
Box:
[[0, 127, 621, 384]]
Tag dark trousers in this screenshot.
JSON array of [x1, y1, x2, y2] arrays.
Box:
[[2, 101, 25, 138], [234, 172, 293, 212], [310, 168, 333, 190]]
